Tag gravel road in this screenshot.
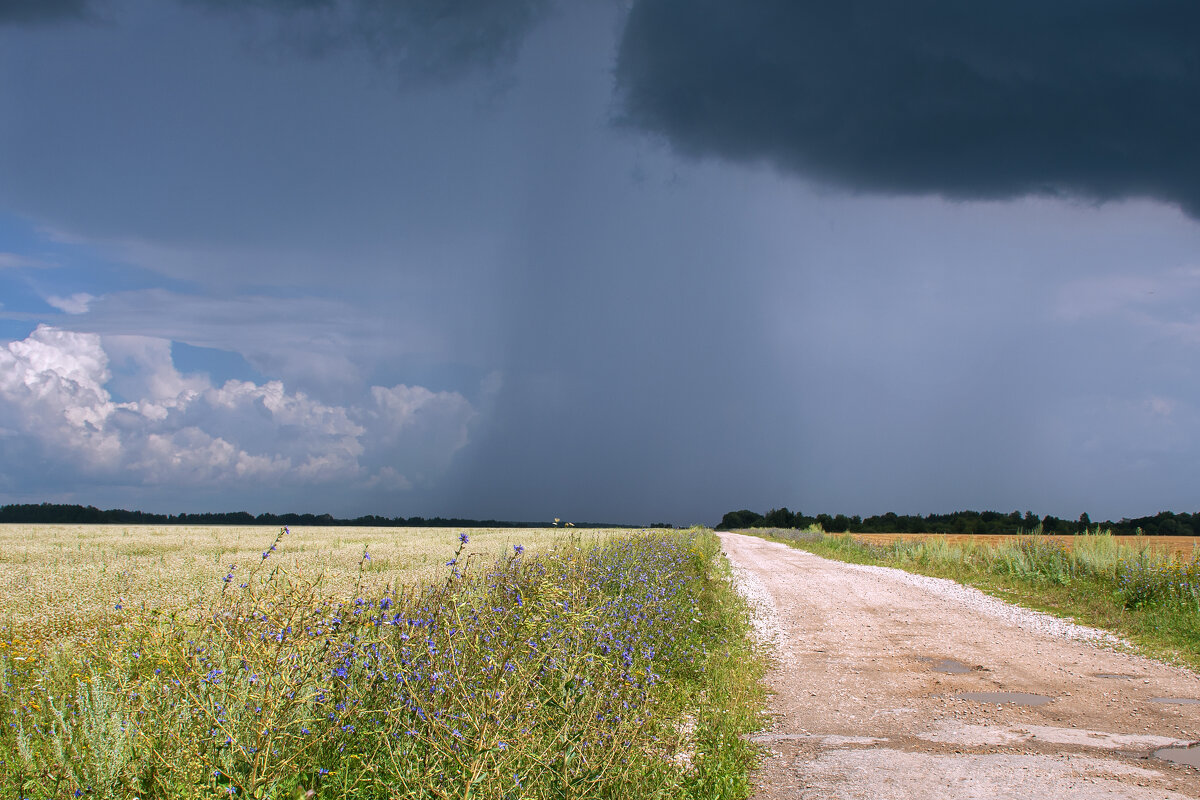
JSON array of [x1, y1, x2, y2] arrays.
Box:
[[719, 532, 1200, 799]]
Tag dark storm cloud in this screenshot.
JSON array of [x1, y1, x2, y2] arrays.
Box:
[[187, 0, 553, 83], [0, 0, 88, 24], [617, 1, 1200, 216]]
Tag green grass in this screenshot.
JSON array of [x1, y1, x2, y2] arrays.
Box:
[[753, 527, 1200, 671], [0, 527, 766, 799]]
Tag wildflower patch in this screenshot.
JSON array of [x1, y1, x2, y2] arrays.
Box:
[[0, 527, 765, 799]]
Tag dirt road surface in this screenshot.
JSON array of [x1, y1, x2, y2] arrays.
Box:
[[719, 532, 1200, 799]]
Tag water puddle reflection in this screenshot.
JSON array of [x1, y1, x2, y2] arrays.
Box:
[[954, 691, 1052, 706], [919, 656, 974, 674], [1155, 744, 1200, 769]]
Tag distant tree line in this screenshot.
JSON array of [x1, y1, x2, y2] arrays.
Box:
[[715, 507, 1200, 537], [0, 503, 654, 529]]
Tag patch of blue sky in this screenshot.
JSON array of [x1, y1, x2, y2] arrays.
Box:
[[0, 317, 38, 341], [0, 276, 47, 317], [0, 213, 51, 257], [0, 211, 198, 311], [0, 214, 59, 327], [170, 340, 266, 387]]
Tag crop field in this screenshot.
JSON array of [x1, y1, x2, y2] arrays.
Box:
[[0, 525, 766, 799], [0, 525, 602, 639], [849, 532, 1200, 558]]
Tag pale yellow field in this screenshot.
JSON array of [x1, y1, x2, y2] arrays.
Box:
[[0, 524, 609, 638], [850, 532, 1200, 558]]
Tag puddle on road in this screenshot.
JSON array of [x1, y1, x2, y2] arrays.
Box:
[[954, 691, 1053, 706], [1155, 744, 1200, 769], [1150, 697, 1200, 705], [918, 656, 974, 674]]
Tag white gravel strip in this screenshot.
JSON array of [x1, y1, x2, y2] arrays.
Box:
[[831, 556, 1131, 647], [725, 557, 791, 659]]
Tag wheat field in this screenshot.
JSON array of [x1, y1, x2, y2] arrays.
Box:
[[0, 523, 607, 638]]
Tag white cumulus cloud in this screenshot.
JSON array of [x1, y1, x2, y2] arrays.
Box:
[[0, 326, 477, 496], [365, 384, 477, 484]]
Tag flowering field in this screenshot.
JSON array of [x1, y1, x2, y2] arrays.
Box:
[[0, 526, 765, 799]]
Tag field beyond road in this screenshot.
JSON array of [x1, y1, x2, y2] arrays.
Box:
[[849, 533, 1200, 559], [721, 532, 1200, 799]]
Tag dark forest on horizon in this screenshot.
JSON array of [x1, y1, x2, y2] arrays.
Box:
[[0, 503, 668, 530], [717, 508, 1200, 537], [4, 503, 1200, 537]]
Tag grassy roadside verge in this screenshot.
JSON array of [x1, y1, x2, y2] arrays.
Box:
[[744, 527, 1200, 672], [679, 532, 768, 800], [0, 527, 766, 800]]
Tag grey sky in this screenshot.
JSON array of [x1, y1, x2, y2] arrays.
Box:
[[1, 0, 1198, 524]]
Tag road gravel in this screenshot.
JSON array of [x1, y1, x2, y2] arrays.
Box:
[[719, 532, 1200, 799]]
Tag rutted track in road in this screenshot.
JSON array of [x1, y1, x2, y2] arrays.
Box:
[[720, 532, 1200, 799]]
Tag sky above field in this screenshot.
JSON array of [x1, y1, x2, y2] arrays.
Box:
[[2, 1, 1200, 525]]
